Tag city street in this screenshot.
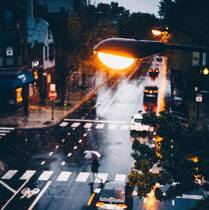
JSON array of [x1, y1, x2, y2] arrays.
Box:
[[0, 57, 201, 210]]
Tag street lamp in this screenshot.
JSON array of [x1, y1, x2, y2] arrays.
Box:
[[94, 38, 209, 70], [151, 26, 171, 42]]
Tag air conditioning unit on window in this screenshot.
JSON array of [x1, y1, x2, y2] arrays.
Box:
[[6, 47, 13, 56]]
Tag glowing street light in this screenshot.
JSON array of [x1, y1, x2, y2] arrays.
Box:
[[94, 38, 209, 70]]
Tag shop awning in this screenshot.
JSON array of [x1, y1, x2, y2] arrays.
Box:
[[0, 72, 35, 91]]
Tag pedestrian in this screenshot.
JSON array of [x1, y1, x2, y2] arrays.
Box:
[[91, 158, 100, 182]]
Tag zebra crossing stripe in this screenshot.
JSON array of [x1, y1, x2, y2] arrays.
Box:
[[176, 194, 203, 200], [95, 173, 108, 183], [0, 127, 15, 130], [71, 122, 80, 128], [1, 170, 18, 179], [0, 133, 6, 136], [20, 170, 36, 180], [120, 124, 129, 130], [108, 124, 117, 130], [76, 172, 90, 182], [38, 171, 54, 181], [114, 174, 126, 182], [96, 124, 105, 129], [0, 130, 10, 133], [84, 123, 92, 129], [56, 171, 72, 182], [59, 122, 69, 127]]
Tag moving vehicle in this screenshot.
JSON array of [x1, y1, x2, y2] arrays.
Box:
[[95, 181, 128, 210], [148, 67, 159, 77], [143, 86, 159, 100]]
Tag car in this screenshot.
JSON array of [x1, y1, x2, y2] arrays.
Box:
[[130, 111, 154, 133], [95, 181, 128, 210], [143, 86, 159, 100], [156, 56, 163, 63], [148, 67, 159, 77]]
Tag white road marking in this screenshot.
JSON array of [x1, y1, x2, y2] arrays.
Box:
[[83, 133, 87, 137], [20, 170, 36, 180], [0, 181, 16, 193], [67, 153, 72, 157], [41, 161, 46, 165], [95, 173, 108, 183], [71, 122, 80, 128], [56, 171, 71, 182], [0, 130, 10, 133], [73, 146, 78, 150], [1, 179, 30, 210], [78, 139, 83, 143], [0, 127, 15, 130], [76, 172, 90, 182], [96, 124, 105, 129], [1, 170, 18, 179], [59, 122, 69, 127], [38, 171, 54, 181], [49, 152, 54, 156], [84, 123, 93, 128], [176, 194, 203, 200], [120, 124, 129, 130], [28, 181, 52, 210], [108, 124, 117, 130], [64, 118, 127, 124], [114, 174, 126, 182], [61, 161, 66, 166], [0, 133, 6, 136]]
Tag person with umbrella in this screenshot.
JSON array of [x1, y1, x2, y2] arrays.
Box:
[[91, 158, 100, 182]]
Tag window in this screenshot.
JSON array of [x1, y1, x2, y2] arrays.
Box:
[[4, 8, 13, 30], [5, 46, 14, 66], [45, 46, 48, 61], [49, 43, 55, 61], [6, 57, 14, 66]]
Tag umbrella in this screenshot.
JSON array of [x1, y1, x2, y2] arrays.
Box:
[[83, 150, 101, 160]]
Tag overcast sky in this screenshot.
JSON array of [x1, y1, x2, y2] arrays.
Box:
[[95, 0, 160, 16]]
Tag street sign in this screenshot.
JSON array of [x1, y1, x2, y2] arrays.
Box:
[[48, 91, 57, 100], [196, 93, 203, 103], [50, 83, 56, 92]]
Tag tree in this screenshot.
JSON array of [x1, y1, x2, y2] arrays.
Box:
[[129, 111, 209, 206]]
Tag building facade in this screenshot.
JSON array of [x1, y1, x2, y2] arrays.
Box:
[[0, 0, 34, 113]]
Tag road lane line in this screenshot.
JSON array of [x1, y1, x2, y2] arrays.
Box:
[[176, 194, 203, 200], [114, 174, 126, 182], [95, 173, 108, 183], [108, 124, 117, 130], [71, 122, 80, 128], [1, 170, 18, 179], [64, 118, 127, 124], [56, 171, 72, 182], [96, 124, 105, 129], [28, 181, 52, 210], [1, 179, 30, 210], [59, 122, 69, 127], [0, 181, 16, 193], [87, 193, 95, 206], [20, 170, 36, 180], [84, 123, 92, 128], [38, 171, 54, 181], [76, 172, 90, 182]]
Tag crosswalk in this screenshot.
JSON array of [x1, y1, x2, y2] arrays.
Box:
[[0, 126, 15, 139], [0, 169, 127, 184], [59, 119, 130, 131]]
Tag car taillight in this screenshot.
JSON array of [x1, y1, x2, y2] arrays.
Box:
[[96, 202, 105, 207], [117, 203, 127, 209]]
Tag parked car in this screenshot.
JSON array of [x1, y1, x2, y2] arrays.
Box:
[[144, 86, 159, 100], [95, 181, 128, 210], [130, 111, 154, 133]]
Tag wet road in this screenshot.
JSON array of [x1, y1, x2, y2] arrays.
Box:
[[0, 57, 198, 210]]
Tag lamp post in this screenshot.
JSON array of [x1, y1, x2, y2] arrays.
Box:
[[151, 26, 172, 43]]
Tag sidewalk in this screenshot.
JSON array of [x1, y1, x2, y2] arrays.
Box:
[[0, 73, 110, 129]]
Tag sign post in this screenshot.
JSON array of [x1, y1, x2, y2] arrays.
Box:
[[49, 84, 57, 120]]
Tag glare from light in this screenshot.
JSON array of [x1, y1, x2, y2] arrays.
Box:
[[97, 52, 135, 70], [203, 67, 209, 75], [152, 29, 162, 36]]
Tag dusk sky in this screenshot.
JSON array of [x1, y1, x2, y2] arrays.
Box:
[[95, 0, 160, 16]]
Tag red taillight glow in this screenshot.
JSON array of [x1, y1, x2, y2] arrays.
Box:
[[96, 202, 105, 207]]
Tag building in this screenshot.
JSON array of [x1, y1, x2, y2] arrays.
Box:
[[0, 0, 34, 113], [28, 17, 55, 104]]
